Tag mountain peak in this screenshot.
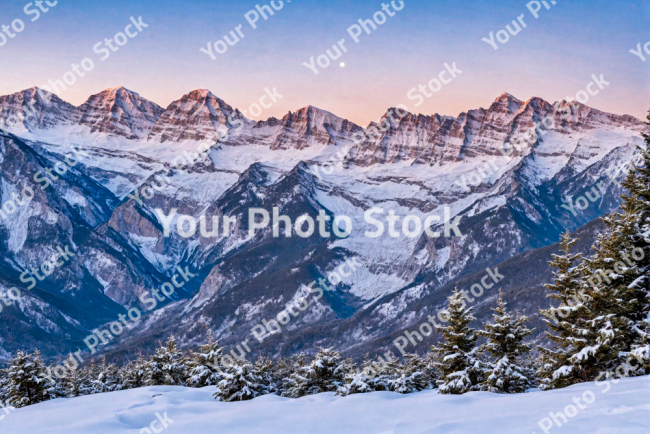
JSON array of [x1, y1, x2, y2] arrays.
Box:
[[186, 88, 214, 99], [494, 92, 522, 104], [0, 87, 77, 131], [25, 86, 51, 95], [491, 92, 524, 115], [20, 87, 57, 105], [520, 96, 552, 113], [293, 105, 338, 117], [281, 105, 344, 128], [76, 87, 164, 139], [91, 86, 143, 99], [147, 89, 235, 143]]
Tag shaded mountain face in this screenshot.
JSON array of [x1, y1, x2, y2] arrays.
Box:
[[0, 87, 645, 363], [0, 132, 175, 359]]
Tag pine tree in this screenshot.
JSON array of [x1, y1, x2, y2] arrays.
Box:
[[479, 293, 535, 393], [579, 119, 650, 375], [91, 359, 122, 393], [273, 353, 305, 396], [42, 363, 67, 399], [337, 369, 374, 396], [253, 356, 276, 394], [285, 347, 351, 398], [611, 120, 650, 374], [5, 350, 50, 408], [145, 336, 187, 386], [83, 362, 101, 393], [538, 123, 650, 388], [213, 358, 271, 402], [63, 354, 93, 397], [392, 354, 428, 394], [537, 231, 593, 389], [337, 354, 390, 396], [365, 352, 402, 392], [573, 226, 635, 380], [120, 354, 148, 390], [564, 127, 650, 382], [431, 289, 485, 394], [0, 367, 8, 404], [186, 331, 224, 388], [44, 355, 84, 399], [627, 114, 650, 373], [423, 351, 439, 390]]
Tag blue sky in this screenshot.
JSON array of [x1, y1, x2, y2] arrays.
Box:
[[0, 0, 648, 124]]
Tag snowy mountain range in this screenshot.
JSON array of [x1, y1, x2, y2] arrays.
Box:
[[0, 86, 646, 363]]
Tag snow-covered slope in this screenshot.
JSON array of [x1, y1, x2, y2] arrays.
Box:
[[2, 376, 648, 433]]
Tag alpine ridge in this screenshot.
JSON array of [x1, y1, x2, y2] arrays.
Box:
[[0, 86, 646, 366]]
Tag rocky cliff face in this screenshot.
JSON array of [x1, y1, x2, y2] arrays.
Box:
[[147, 89, 239, 143], [77, 87, 164, 139], [0, 86, 164, 140], [0, 86, 645, 363], [346, 94, 643, 168], [0, 87, 79, 132]]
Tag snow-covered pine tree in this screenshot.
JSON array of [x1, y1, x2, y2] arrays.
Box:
[[44, 355, 83, 399], [213, 358, 271, 402], [273, 353, 305, 396], [186, 331, 224, 388], [41, 363, 67, 399], [479, 293, 535, 393], [120, 354, 148, 390], [627, 113, 650, 373], [362, 352, 402, 392], [285, 347, 351, 398], [572, 225, 635, 381], [0, 363, 17, 407], [524, 354, 543, 389], [337, 369, 374, 396], [431, 289, 485, 394], [253, 356, 276, 394], [539, 131, 650, 388], [580, 121, 650, 377], [63, 354, 93, 397], [391, 354, 428, 394], [91, 358, 122, 394], [145, 336, 187, 386], [0, 366, 8, 404], [423, 351, 439, 390], [337, 355, 381, 396], [5, 350, 51, 408], [83, 362, 100, 393], [537, 230, 592, 389]]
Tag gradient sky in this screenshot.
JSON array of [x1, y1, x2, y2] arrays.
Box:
[[1, 0, 649, 125]]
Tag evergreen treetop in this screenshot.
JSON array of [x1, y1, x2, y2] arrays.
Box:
[[5, 350, 50, 408], [145, 336, 187, 386], [479, 293, 535, 393], [431, 289, 485, 394]]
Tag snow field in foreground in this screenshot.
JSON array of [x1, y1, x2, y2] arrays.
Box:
[[1, 375, 648, 433]]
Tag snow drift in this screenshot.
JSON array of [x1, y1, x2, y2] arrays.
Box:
[[1, 375, 648, 433]]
